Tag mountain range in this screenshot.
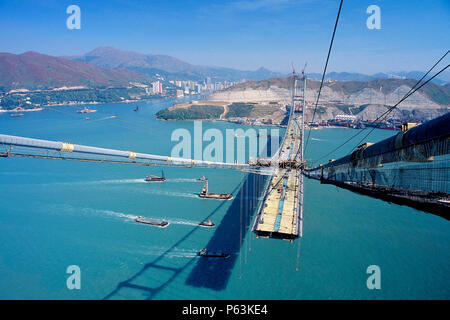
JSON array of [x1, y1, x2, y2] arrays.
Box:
[[0, 47, 448, 91], [65, 47, 284, 82], [70, 47, 450, 84]]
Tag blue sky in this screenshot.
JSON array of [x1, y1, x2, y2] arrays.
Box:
[[1, 0, 449, 74]]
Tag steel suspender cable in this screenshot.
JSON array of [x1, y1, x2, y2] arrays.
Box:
[[304, 0, 343, 153], [349, 63, 450, 152], [245, 173, 249, 264], [296, 240, 301, 272], [239, 178, 243, 280], [310, 50, 450, 165]]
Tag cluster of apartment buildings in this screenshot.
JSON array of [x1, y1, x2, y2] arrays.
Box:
[[169, 78, 241, 98], [144, 81, 163, 95]]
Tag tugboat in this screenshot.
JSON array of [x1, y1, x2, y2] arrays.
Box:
[[199, 180, 233, 200], [77, 106, 97, 113], [198, 219, 215, 228], [134, 216, 169, 228], [145, 170, 166, 182], [197, 248, 230, 259], [197, 176, 207, 182]]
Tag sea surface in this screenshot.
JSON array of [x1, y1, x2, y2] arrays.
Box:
[[0, 98, 449, 300]]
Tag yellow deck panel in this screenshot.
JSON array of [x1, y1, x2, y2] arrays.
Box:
[[254, 116, 304, 238]]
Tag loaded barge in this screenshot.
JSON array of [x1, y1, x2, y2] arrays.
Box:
[[145, 170, 166, 182], [134, 216, 169, 228], [199, 180, 233, 200]]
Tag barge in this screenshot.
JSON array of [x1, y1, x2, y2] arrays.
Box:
[[197, 248, 230, 259], [145, 170, 166, 182], [199, 180, 233, 200], [77, 107, 97, 113], [134, 216, 169, 228]]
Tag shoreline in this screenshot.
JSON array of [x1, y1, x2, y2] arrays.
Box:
[[0, 107, 43, 113], [0, 93, 205, 112], [156, 117, 285, 128]]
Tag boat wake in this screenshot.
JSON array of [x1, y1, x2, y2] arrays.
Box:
[[44, 205, 211, 230], [133, 188, 199, 199], [76, 207, 206, 227], [165, 178, 200, 183], [91, 178, 147, 185], [151, 248, 199, 259], [121, 245, 199, 258], [80, 208, 139, 221], [169, 219, 202, 226], [37, 178, 147, 187], [32, 178, 211, 188], [89, 115, 118, 122]]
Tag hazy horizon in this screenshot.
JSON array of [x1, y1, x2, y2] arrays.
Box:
[[1, 0, 449, 75], [3, 46, 450, 80]]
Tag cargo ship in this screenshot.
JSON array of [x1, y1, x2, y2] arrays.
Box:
[[134, 216, 169, 228], [145, 170, 165, 182], [197, 248, 230, 258], [199, 180, 233, 200]]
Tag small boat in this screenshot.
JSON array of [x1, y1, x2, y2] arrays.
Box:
[[77, 107, 97, 113], [197, 248, 230, 259], [197, 176, 207, 182], [10, 113, 24, 117], [134, 216, 169, 228], [145, 170, 166, 182], [198, 219, 215, 228], [199, 180, 233, 200], [134, 106, 139, 112]]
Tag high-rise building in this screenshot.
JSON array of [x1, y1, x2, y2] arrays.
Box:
[[152, 81, 163, 94]]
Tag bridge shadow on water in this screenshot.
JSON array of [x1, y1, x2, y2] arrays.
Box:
[[185, 172, 267, 291], [103, 172, 268, 299]]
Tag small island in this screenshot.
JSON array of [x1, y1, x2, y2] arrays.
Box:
[[155, 100, 287, 125]]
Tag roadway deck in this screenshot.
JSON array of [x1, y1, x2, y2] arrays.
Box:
[[253, 116, 303, 240]]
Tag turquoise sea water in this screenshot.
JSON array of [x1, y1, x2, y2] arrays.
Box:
[[0, 98, 449, 300]]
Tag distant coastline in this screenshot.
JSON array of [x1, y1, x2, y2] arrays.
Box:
[[0, 93, 205, 114], [0, 107, 43, 113], [0, 86, 171, 111]]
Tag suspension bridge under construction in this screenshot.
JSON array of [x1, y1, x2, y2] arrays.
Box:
[[0, 74, 309, 241], [1, 0, 449, 249], [1, 70, 448, 241], [1, 0, 449, 302]]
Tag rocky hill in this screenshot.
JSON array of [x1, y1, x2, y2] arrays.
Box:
[[205, 77, 449, 121], [157, 77, 449, 123], [0, 51, 148, 90]]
